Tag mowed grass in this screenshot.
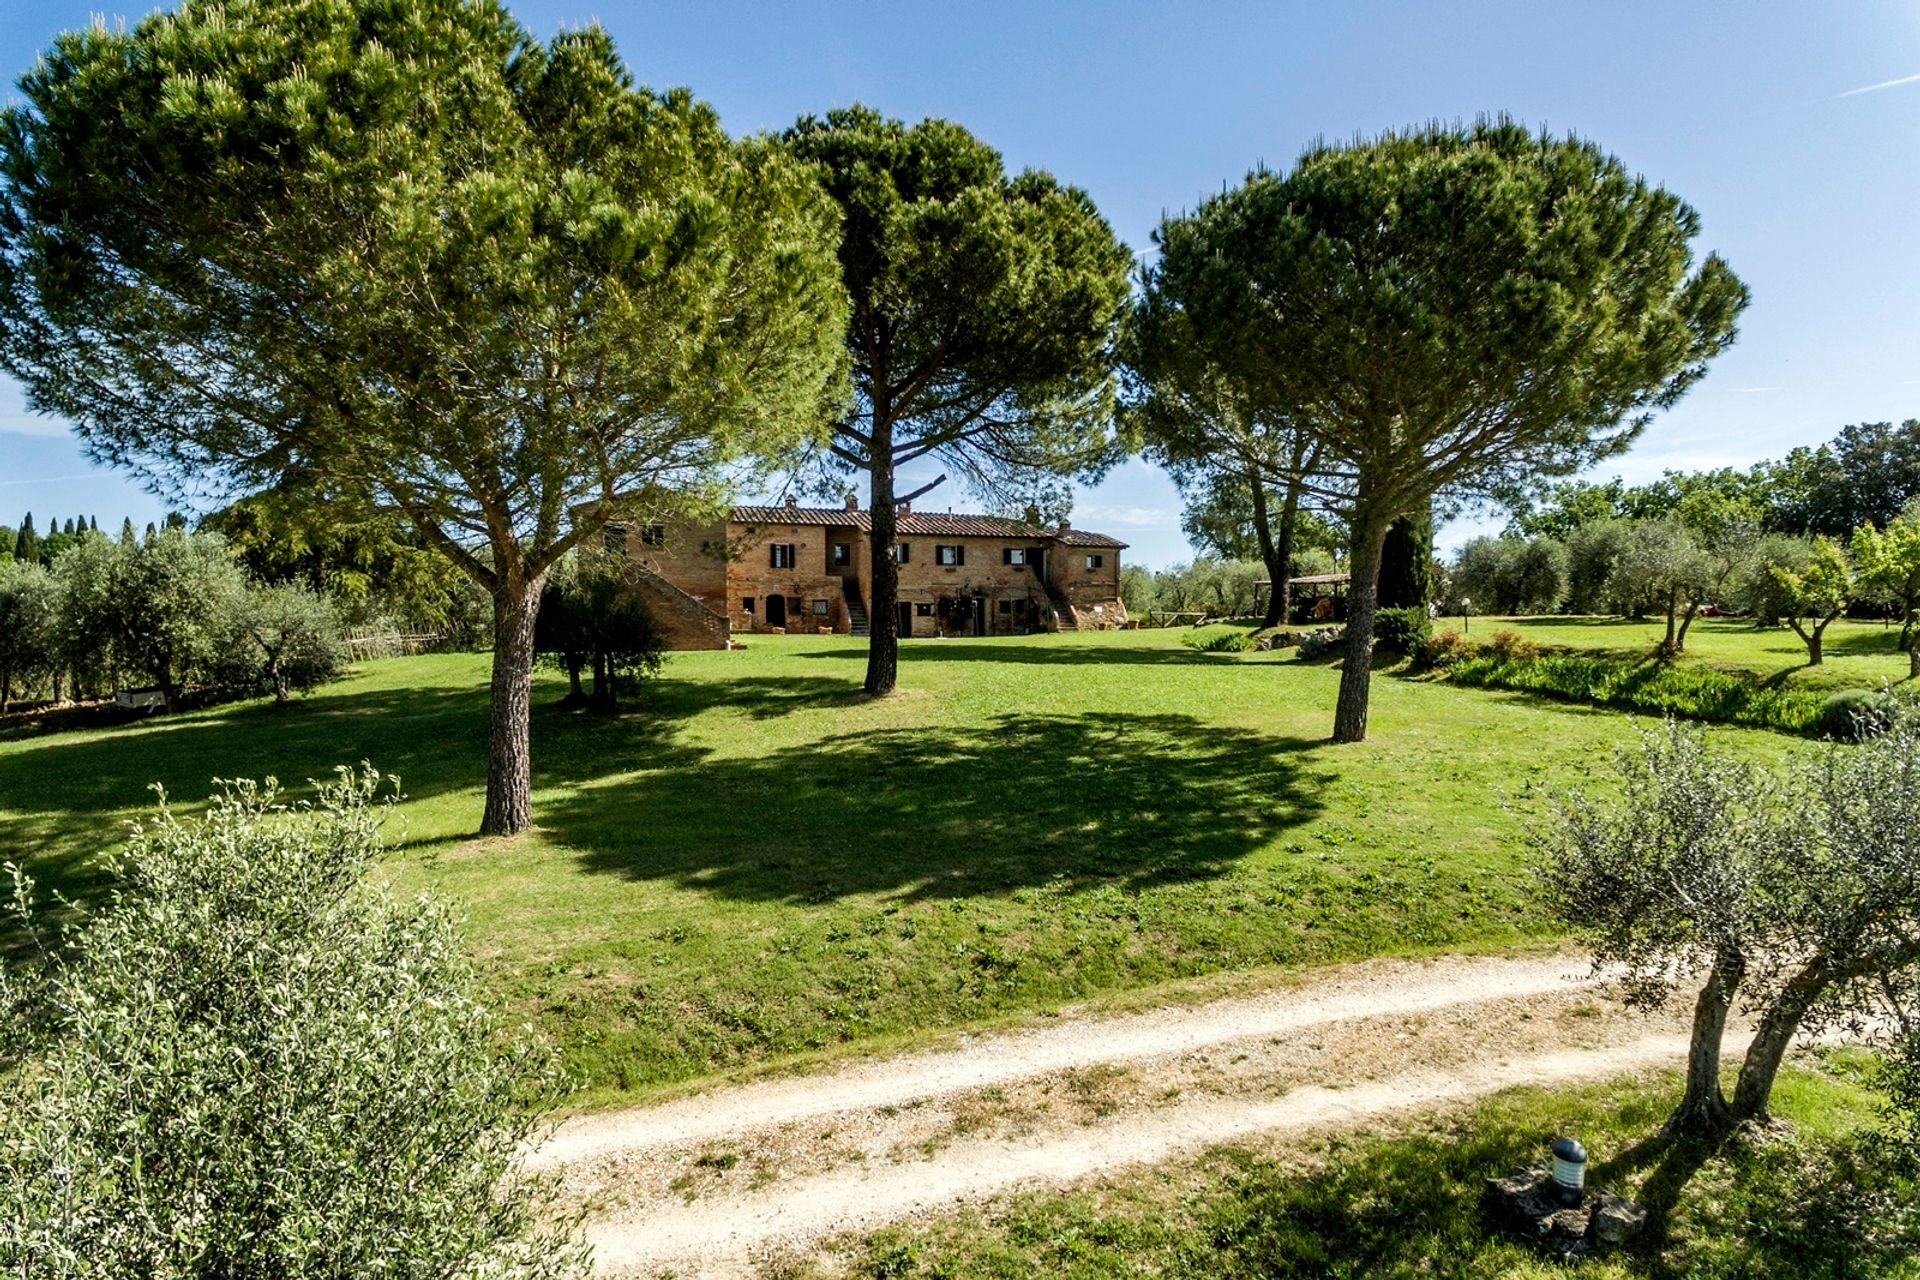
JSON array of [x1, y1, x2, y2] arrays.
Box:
[[0, 629, 1801, 1102], [832, 1049, 1913, 1280], [1480, 615, 1913, 694]]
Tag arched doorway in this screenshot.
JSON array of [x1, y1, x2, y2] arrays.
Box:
[[766, 594, 787, 629]]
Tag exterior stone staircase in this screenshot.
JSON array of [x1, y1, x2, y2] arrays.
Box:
[[841, 577, 870, 636], [1040, 573, 1080, 631], [630, 565, 730, 650]]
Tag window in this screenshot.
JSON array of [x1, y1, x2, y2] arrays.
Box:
[[769, 543, 797, 568], [640, 523, 666, 547], [742, 597, 755, 613], [936, 544, 963, 566], [915, 602, 933, 616], [997, 599, 1012, 614], [893, 542, 911, 564], [1085, 554, 1104, 569], [831, 542, 852, 567], [1002, 547, 1028, 566], [811, 599, 830, 617]]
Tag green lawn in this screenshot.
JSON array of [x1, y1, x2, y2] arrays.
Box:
[[831, 1050, 1914, 1280], [0, 630, 1801, 1103], [1476, 615, 1913, 694]]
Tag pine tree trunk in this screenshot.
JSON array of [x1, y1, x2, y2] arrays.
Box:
[[864, 425, 899, 697], [1255, 477, 1298, 630], [481, 580, 542, 837], [1332, 511, 1391, 743], [1667, 948, 1745, 1135]]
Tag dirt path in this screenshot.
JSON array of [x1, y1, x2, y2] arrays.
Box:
[[541, 951, 1697, 1279]]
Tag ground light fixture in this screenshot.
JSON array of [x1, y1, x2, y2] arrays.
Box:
[[1551, 1135, 1588, 1205]]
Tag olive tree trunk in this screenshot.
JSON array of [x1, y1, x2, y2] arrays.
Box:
[[1332, 513, 1391, 743], [1667, 948, 1745, 1135], [480, 579, 544, 836]]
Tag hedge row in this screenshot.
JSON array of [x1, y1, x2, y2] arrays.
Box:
[[1412, 630, 1855, 734]]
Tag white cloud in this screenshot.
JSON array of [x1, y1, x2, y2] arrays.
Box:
[[0, 472, 94, 488], [1731, 386, 1781, 393], [1836, 70, 1920, 98]]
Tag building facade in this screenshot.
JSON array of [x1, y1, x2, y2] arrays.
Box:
[[617, 498, 1128, 648]]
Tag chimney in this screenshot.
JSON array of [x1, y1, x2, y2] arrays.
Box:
[[896, 499, 911, 514], [844, 494, 859, 511], [1057, 518, 1071, 532], [784, 494, 799, 508]]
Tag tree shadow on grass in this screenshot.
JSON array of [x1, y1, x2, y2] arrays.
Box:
[[544, 711, 1328, 905]]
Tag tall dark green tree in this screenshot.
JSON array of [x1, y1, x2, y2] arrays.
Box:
[[13, 513, 37, 565], [783, 107, 1132, 695], [1376, 507, 1434, 611], [1144, 120, 1747, 741], [0, 0, 849, 833]]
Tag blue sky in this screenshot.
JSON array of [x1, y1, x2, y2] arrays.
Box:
[[2, 1, 1918, 566]]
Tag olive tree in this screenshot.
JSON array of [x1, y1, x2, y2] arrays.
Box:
[[220, 582, 346, 704], [534, 548, 664, 714], [1143, 120, 1746, 741], [0, 559, 57, 710], [1853, 500, 1920, 677], [783, 106, 1132, 695], [0, 768, 586, 1278], [1544, 705, 1920, 1136], [1612, 518, 1713, 653], [1767, 537, 1855, 665], [0, 0, 849, 832]]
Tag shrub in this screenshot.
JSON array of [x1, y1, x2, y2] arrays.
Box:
[[1182, 625, 1255, 653], [1296, 627, 1345, 660], [1484, 628, 1539, 661], [1441, 647, 1828, 733], [0, 769, 586, 1279], [1372, 605, 1432, 654], [1410, 628, 1477, 671], [1815, 687, 1896, 741]]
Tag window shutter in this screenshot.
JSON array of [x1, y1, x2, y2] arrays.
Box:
[[1002, 548, 1012, 565], [956, 545, 966, 566], [770, 544, 779, 567]]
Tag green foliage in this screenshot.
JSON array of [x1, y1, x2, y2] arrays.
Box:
[[1767, 537, 1855, 663], [0, 559, 58, 708], [217, 582, 346, 703], [1143, 117, 1747, 738], [1372, 605, 1432, 654], [1437, 643, 1828, 732], [1, 0, 850, 830], [1180, 625, 1255, 653], [1451, 536, 1570, 615], [783, 105, 1130, 693], [534, 549, 666, 712], [1375, 508, 1434, 610], [1852, 502, 1920, 654], [1814, 688, 1898, 742], [0, 769, 585, 1278]]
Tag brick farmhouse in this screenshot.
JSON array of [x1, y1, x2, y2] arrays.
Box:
[[613, 497, 1129, 649]]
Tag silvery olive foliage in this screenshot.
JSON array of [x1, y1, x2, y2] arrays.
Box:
[[1541, 703, 1920, 1134], [0, 769, 588, 1279]]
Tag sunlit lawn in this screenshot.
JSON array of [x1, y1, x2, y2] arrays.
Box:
[[0, 629, 1805, 1103], [1478, 614, 1912, 695]]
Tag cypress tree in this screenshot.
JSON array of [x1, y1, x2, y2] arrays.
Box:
[[119, 517, 136, 544], [13, 513, 37, 564], [1376, 505, 1435, 610]]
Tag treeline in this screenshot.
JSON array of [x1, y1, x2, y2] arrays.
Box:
[[0, 527, 345, 712], [1123, 548, 1342, 621], [1445, 423, 1920, 670]]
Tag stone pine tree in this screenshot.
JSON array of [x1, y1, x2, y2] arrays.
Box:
[[1144, 120, 1747, 741], [0, 0, 848, 834], [783, 107, 1132, 696]]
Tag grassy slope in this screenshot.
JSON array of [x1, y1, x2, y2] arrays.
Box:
[[837, 1050, 1913, 1280], [1480, 615, 1912, 695], [0, 630, 1800, 1102]]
